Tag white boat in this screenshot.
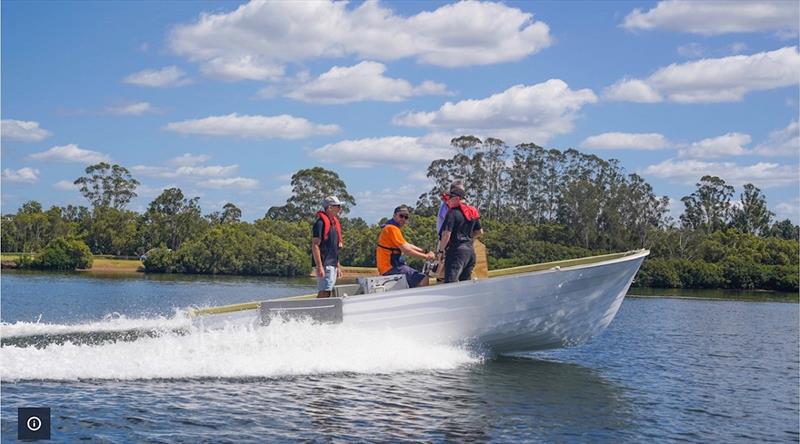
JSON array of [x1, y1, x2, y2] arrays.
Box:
[[191, 250, 649, 354]]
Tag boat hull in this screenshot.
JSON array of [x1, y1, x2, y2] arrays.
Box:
[[193, 250, 648, 354], [342, 251, 645, 353]]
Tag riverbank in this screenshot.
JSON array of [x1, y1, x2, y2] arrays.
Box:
[[2, 254, 797, 300], [1, 254, 379, 277], [1, 254, 145, 274], [628, 287, 798, 302]]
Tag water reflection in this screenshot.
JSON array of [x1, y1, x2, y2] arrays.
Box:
[[284, 357, 630, 441], [1, 358, 630, 442]]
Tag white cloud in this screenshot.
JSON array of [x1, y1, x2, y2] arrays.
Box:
[[607, 46, 800, 104], [580, 132, 670, 150], [132, 164, 238, 179], [275, 184, 293, 197], [679, 132, 751, 158], [774, 199, 800, 222], [286, 61, 450, 104], [2, 167, 39, 183], [603, 79, 663, 102], [1, 120, 52, 142], [755, 120, 800, 157], [167, 153, 212, 166], [123, 66, 190, 87], [29, 144, 110, 164], [54, 180, 79, 190], [354, 184, 428, 224], [107, 102, 155, 116], [136, 184, 179, 199], [197, 177, 259, 190], [200, 55, 284, 81], [274, 173, 294, 182], [393, 80, 597, 144], [310, 133, 454, 168], [407, 170, 431, 182], [677, 43, 705, 58], [623, 1, 799, 35], [168, 0, 552, 81], [164, 113, 340, 139], [643, 159, 797, 188], [729, 42, 748, 54]]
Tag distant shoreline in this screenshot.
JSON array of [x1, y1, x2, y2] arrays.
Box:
[[2, 255, 797, 300]]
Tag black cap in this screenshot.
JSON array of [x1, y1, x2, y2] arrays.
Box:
[[449, 187, 466, 198], [394, 204, 411, 215]]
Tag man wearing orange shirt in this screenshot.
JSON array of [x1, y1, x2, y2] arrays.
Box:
[[375, 205, 436, 288]]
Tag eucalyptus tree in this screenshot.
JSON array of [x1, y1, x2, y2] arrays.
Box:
[[86, 206, 140, 255], [541, 148, 567, 222], [267, 167, 355, 221], [481, 137, 509, 220], [221, 203, 242, 224], [13, 201, 49, 252], [415, 136, 501, 218], [74, 162, 139, 209], [142, 187, 207, 251], [680, 175, 735, 233], [415, 158, 458, 216], [508, 143, 545, 222], [557, 151, 612, 250], [768, 219, 799, 240], [730, 183, 773, 236], [617, 174, 670, 248]]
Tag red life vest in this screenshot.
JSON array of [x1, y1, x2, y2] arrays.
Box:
[[316, 211, 343, 247], [458, 203, 479, 221]]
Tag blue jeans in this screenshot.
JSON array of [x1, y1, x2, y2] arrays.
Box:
[[317, 266, 337, 291]]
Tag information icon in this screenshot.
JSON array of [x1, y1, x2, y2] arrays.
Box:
[[18, 407, 51, 440]]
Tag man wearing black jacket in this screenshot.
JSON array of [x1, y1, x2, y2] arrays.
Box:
[[436, 186, 483, 283]]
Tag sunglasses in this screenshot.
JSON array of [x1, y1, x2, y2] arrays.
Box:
[[396, 214, 409, 220]]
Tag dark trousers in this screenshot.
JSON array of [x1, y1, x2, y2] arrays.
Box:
[[444, 244, 476, 283]]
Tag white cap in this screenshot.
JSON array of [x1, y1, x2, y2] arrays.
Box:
[[322, 195, 342, 208]]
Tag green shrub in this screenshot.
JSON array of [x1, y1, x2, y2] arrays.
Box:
[[762, 265, 799, 292], [142, 247, 175, 273], [635, 258, 681, 288], [244, 230, 306, 276], [674, 259, 724, 288], [31, 237, 93, 270], [721, 257, 763, 290], [171, 225, 306, 276], [174, 226, 248, 274]]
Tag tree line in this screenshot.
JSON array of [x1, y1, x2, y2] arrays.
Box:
[[2, 142, 797, 291]]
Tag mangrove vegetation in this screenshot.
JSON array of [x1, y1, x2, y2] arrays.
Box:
[[2, 139, 797, 291]]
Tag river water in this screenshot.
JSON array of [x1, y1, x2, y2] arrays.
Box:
[[1, 271, 798, 443]]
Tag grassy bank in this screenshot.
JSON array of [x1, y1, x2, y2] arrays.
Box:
[[1, 254, 143, 274], [1, 253, 377, 277]]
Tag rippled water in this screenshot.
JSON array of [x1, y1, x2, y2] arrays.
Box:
[[1, 271, 798, 442]]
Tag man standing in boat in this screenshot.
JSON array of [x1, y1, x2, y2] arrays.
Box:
[[376, 205, 436, 288], [312, 196, 343, 298], [437, 186, 483, 283]]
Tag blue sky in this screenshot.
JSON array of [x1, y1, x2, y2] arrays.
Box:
[[2, 0, 798, 224]]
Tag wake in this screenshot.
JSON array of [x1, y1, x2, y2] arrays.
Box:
[[1, 314, 480, 381]]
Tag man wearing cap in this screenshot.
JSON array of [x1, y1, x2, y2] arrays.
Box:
[[437, 186, 483, 283], [375, 205, 436, 288], [312, 196, 343, 298], [437, 179, 465, 237]]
